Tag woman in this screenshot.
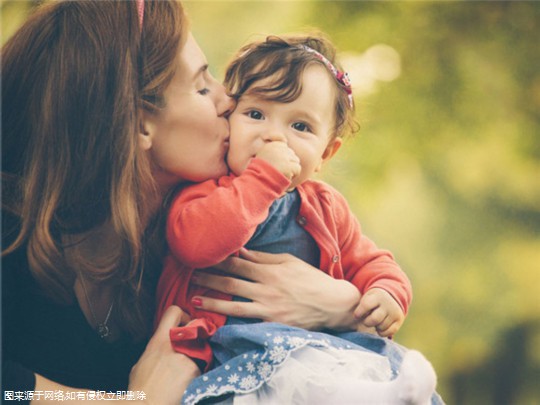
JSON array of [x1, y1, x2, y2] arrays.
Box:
[[1, 1, 362, 403]]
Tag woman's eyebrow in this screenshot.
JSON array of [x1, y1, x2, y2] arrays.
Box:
[[193, 64, 209, 80]]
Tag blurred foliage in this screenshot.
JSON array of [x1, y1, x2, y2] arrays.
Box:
[[3, 1, 540, 403]]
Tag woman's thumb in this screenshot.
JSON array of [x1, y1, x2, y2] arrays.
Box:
[[154, 305, 186, 336]]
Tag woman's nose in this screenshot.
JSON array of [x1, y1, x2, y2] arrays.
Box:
[[217, 92, 235, 118], [213, 80, 235, 118]]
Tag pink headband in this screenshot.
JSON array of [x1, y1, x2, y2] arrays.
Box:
[[136, 0, 145, 31], [299, 45, 353, 108]]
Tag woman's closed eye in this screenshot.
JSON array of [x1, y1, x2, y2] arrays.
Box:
[[198, 66, 217, 96]]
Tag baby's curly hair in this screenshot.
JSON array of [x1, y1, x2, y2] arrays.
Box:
[[224, 33, 358, 140]]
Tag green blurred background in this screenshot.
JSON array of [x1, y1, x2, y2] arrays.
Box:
[[2, 1, 539, 403]]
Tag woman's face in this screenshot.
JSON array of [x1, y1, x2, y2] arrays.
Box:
[[142, 33, 234, 189]]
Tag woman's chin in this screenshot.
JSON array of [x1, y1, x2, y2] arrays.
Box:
[[200, 165, 229, 182]]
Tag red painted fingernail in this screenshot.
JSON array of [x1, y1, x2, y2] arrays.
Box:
[[192, 297, 203, 307]]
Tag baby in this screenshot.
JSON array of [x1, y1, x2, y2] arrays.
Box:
[[157, 34, 439, 405]]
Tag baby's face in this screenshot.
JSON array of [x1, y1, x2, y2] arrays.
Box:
[[227, 65, 341, 189]]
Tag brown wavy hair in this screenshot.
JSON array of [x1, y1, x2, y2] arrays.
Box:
[[2, 0, 187, 339], [224, 33, 359, 140]]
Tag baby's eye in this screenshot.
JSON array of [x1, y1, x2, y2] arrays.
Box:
[[247, 110, 264, 120], [292, 122, 311, 132], [198, 88, 210, 96]]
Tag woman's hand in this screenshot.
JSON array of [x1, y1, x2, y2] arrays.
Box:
[[129, 306, 200, 405], [31, 306, 198, 405], [191, 248, 361, 331]]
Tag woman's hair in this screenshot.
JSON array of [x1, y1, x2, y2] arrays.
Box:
[[224, 34, 358, 140], [1, 0, 186, 339]]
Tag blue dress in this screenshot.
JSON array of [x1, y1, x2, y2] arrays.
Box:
[[182, 191, 444, 404]]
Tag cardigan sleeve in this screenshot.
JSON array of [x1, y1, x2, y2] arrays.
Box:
[[331, 188, 413, 315], [166, 158, 291, 269], [155, 255, 232, 372]]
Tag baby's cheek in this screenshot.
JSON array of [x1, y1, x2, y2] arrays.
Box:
[[226, 152, 248, 177]]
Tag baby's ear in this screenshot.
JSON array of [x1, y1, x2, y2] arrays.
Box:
[[322, 137, 342, 160], [316, 137, 342, 172]]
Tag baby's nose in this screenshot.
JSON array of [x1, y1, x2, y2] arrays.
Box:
[[263, 132, 287, 143]]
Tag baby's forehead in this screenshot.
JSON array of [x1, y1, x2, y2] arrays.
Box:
[[235, 92, 265, 105], [243, 63, 335, 96], [247, 71, 280, 88]]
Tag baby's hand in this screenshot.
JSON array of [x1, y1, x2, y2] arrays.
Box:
[[256, 140, 301, 181], [354, 288, 405, 337]]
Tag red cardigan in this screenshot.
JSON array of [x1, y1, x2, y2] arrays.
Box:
[[156, 158, 412, 371]]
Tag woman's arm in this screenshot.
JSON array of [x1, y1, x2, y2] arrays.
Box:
[[190, 248, 362, 332], [31, 306, 199, 405]]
